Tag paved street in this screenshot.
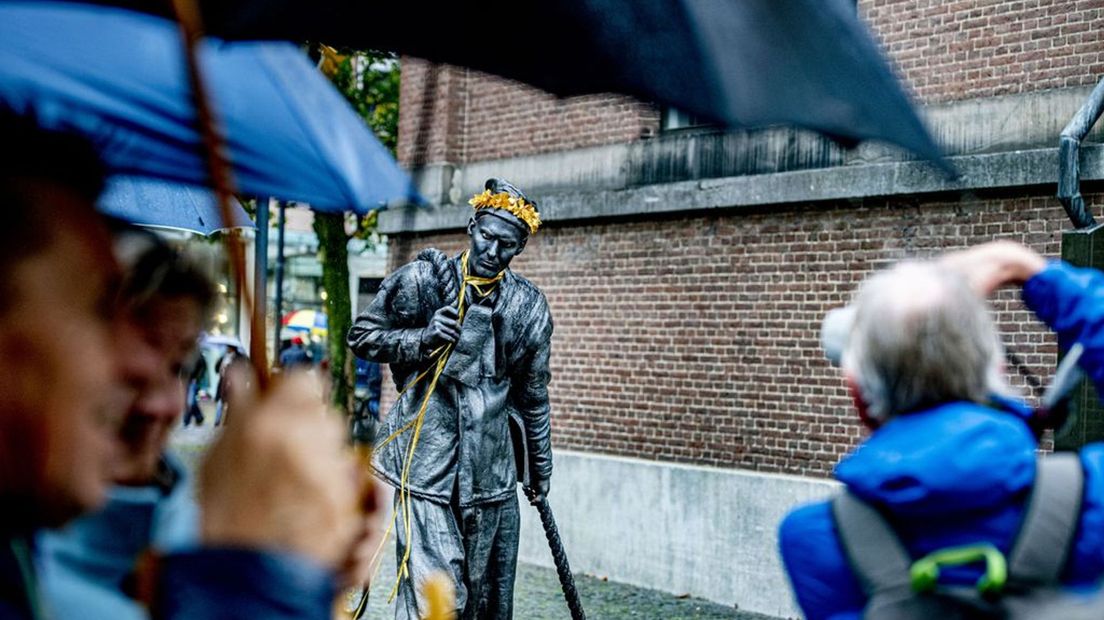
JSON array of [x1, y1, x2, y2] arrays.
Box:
[[341, 544, 778, 620], [172, 420, 780, 620]]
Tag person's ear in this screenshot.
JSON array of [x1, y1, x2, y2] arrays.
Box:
[[845, 373, 879, 431], [516, 235, 528, 255], [467, 217, 477, 237]]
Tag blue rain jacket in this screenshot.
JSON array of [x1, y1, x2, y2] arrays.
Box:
[[155, 548, 337, 620], [39, 454, 198, 620], [780, 261, 1104, 620], [37, 453, 337, 619]]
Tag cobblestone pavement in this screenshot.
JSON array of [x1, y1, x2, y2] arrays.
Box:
[[170, 414, 215, 473], [343, 543, 779, 620], [172, 422, 781, 620]]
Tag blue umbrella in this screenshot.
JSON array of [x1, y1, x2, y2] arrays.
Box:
[[98, 177, 254, 235], [0, 2, 418, 214], [202, 334, 246, 350]]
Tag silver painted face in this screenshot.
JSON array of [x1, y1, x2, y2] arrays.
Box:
[[467, 212, 527, 278]]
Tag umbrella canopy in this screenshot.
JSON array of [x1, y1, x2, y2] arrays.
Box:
[[282, 309, 328, 338], [201, 334, 245, 351], [0, 2, 420, 213], [98, 176, 253, 235], [137, 0, 950, 172]]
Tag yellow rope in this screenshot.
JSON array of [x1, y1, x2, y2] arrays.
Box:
[[359, 250, 504, 612]]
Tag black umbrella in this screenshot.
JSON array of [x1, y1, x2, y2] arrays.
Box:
[[103, 0, 950, 173]]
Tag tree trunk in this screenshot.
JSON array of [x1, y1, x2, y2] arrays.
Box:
[[312, 211, 354, 415]]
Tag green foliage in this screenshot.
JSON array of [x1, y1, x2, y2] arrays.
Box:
[[349, 210, 381, 254], [327, 47, 397, 243], [240, 197, 257, 218], [330, 50, 399, 154], [313, 211, 354, 413], [311, 45, 400, 414]]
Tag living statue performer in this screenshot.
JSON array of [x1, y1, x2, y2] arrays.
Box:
[[348, 178, 553, 620]]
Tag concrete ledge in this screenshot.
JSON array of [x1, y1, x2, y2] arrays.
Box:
[[383, 86, 1104, 233], [381, 145, 1104, 234], [516, 451, 839, 618]]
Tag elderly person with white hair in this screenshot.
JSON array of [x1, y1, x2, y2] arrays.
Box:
[[779, 241, 1104, 620]]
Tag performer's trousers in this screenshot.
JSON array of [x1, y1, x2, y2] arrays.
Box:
[[394, 492, 520, 620]]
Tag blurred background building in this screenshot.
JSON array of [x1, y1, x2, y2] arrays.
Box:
[[175, 204, 387, 365]]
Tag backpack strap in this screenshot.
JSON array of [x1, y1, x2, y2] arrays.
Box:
[[832, 492, 914, 595], [1007, 452, 1084, 584]]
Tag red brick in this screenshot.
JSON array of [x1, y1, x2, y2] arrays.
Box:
[[398, 1, 1102, 166], [379, 192, 1097, 478]]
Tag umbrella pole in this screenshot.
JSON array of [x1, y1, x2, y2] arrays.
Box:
[[254, 197, 270, 367], [169, 0, 269, 387], [167, 11, 382, 620], [273, 201, 286, 362]]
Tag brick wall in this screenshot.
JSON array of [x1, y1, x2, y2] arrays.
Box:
[[397, 59, 657, 168], [397, 1, 1104, 166], [860, 0, 1104, 103], [387, 0, 1104, 477], [397, 62, 468, 167], [459, 80, 658, 163], [379, 193, 1097, 477]]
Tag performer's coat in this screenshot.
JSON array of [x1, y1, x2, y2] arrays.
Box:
[[348, 252, 554, 507]]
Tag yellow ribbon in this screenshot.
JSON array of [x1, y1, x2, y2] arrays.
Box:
[[359, 250, 504, 612]]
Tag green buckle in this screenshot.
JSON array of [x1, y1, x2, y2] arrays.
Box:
[[910, 544, 1007, 596]]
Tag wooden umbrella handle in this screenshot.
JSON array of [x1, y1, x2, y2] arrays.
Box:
[[168, 0, 269, 389]]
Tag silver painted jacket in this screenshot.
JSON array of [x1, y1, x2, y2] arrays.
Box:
[[348, 250, 553, 507]]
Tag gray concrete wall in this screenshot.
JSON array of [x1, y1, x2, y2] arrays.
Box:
[[517, 451, 839, 618]]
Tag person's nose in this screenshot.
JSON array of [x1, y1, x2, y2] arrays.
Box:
[[113, 321, 159, 392], [134, 376, 185, 420]]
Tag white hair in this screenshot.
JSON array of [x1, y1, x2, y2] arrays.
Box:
[[841, 261, 1011, 422]]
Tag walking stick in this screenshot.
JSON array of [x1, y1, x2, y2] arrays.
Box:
[[523, 487, 587, 620], [510, 414, 586, 620]]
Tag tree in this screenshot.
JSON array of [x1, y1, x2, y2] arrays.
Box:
[[314, 45, 398, 414]]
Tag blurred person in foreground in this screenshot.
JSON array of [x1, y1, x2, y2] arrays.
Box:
[[0, 113, 369, 620], [39, 229, 212, 620], [780, 241, 1104, 619], [0, 115, 124, 620]]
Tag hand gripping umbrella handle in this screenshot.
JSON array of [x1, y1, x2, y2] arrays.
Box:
[[527, 491, 586, 620]]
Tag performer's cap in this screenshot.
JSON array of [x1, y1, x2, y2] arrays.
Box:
[[468, 178, 541, 235]]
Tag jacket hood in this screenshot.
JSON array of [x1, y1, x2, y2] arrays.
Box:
[[835, 401, 1038, 518]]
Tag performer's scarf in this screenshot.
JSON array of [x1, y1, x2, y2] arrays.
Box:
[[365, 250, 504, 607]]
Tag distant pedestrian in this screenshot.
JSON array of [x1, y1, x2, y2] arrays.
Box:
[[214, 348, 249, 426], [279, 335, 313, 370], [182, 352, 208, 427], [354, 356, 382, 420]]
